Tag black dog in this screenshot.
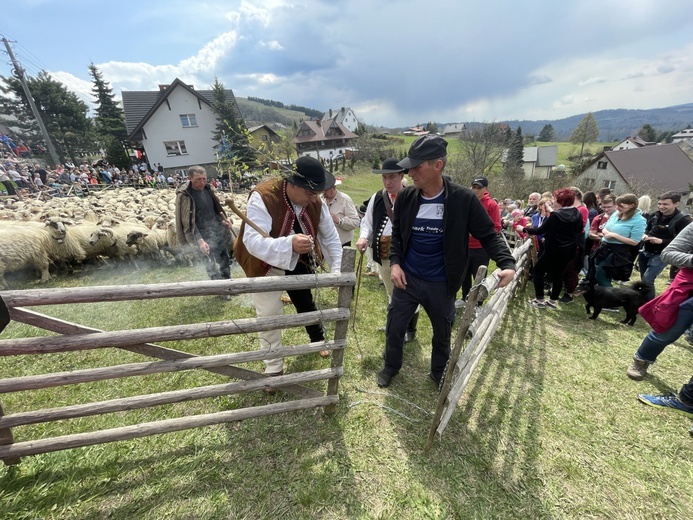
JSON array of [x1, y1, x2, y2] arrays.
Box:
[[574, 280, 654, 326]]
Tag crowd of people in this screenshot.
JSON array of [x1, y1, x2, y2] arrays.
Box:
[[0, 154, 231, 198]]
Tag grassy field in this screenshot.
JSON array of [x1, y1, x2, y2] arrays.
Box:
[[1, 170, 692, 519]]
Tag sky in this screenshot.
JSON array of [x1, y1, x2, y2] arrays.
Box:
[[2, 0, 693, 128]]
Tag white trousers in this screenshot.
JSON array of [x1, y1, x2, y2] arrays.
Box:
[[252, 267, 287, 374]]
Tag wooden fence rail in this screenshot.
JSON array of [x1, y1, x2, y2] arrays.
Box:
[[425, 240, 533, 453], [0, 248, 356, 465]]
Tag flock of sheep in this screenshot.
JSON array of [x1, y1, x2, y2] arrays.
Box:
[[0, 187, 246, 289]]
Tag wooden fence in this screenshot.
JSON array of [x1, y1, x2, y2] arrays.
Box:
[[0, 248, 356, 466], [426, 239, 534, 452]]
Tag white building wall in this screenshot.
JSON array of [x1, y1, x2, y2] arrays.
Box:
[[141, 87, 219, 172]]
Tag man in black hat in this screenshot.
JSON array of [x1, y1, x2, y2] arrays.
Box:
[[234, 156, 343, 390], [462, 175, 502, 299], [356, 158, 419, 342], [377, 135, 516, 388]]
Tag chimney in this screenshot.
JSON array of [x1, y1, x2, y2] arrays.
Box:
[[329, 109, 332, 119], [316, 119, 321, 127]]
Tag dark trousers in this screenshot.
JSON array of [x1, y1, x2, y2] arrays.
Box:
[[203, 232, 231, 280], [384, 273, 455, 380], [462, 247, 490, 299], [287, 258, 324, 342], [680, 375, 693, 407], [533, 246, 575, 301], [562, 246, 583, 294]]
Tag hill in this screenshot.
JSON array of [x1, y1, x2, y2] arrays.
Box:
[[235, 97, 317, 128], [498, 103, 693, 141]]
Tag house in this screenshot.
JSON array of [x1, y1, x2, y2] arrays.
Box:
[[574, 142, 693, 196], [521, 146, 558, 179], [248, 124, 281, 149], [613, 136, 654, 150], [402, 126, 428, 136], [672, 128, 693, 142], [293, 117, 358, 160], [122, 78, 243, 175], [443, 123, 466, 137], [321, 107, 360, 133]]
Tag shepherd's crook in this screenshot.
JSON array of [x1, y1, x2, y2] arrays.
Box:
[[351, 251, 365, 330], [225, 198, 269, 238]]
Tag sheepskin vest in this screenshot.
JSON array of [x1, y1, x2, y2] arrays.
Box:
[[234, 179, 323, 278]]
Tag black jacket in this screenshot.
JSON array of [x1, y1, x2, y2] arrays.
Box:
[[525, 207, 583, 251], [390, 176, 515, 297]]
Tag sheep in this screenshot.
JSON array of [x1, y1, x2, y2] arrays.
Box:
[[125, 228, 164, 260], [40, 218, 87, 275], [0, 226, 52, 288]]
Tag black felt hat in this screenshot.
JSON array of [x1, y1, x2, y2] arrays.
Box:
[[372, 157, 406, 174], [398, 135, 448, 169], [286, 156, 335, 191]]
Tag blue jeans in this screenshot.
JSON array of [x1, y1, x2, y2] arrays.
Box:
[[635, 297, 693, 363], [638, 251, 667, 284]]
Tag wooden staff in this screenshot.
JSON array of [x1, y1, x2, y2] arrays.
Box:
[[351, 251, 364, 330], [225, 198, 269, 238]]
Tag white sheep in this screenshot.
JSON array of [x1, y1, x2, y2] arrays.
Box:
[[0, 225, 52, 288]]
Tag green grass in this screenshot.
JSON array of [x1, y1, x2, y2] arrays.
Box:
[[1, 170, 692, 519]]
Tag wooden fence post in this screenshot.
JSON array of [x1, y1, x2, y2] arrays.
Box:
[[0, 402, 20, 465], [325, 247, 356, 414]]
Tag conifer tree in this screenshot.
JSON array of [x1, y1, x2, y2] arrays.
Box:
[[88, 63, 129, 168], [538, 124, 555, 142], [505, 126, 525, 170], [88, 63, 126, 140], [211, 77, 255, 184]]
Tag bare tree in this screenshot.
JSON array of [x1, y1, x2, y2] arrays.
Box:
[[451, 123, 506, 183]]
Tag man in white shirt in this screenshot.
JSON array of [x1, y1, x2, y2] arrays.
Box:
[[356, 158, 419, 342], [322, 180, 360, 246], [234, 156, 342, 390]]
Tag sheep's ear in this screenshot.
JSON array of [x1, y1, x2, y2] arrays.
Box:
[[63, 219, 76, 226]]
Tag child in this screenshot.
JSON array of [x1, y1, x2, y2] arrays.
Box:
[[512, 209, 528, 239]]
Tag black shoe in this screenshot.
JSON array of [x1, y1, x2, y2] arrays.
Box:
[[429, 372, 443, 389], [377, 370, 396, 388], [404, 331, 416, 343], [558, 294, 574, 303]]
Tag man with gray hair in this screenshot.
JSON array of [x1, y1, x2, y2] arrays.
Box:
[[524, 192, 541, 218], [175, 165, 234, 282]]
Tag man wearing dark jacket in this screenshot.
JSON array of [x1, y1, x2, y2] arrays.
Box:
[[639, 191, 691, 284], [175, 165, 233, 281], [377, 135, 516, 388]]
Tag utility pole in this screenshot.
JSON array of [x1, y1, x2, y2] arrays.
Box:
[[1, 36, 61, 166]]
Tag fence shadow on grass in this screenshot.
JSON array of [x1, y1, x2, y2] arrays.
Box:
[[389, 297, 553, 517]]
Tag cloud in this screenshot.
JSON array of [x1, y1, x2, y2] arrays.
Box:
[[578, 77, 607, 86], [528, 75, 553, 85], [22, 0, 693, 127]]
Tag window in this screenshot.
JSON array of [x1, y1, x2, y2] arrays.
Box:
[[180, 114, 197, 127], [604, 180, 616, 190], [261, 135, 268, 142], [584, 178, 595, 188], [164, 141, 188, 156], [597, 161, 607, 169]]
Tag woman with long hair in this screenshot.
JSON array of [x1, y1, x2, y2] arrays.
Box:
[[517, 188, 583, 309], [590, 193, 647, 286]]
